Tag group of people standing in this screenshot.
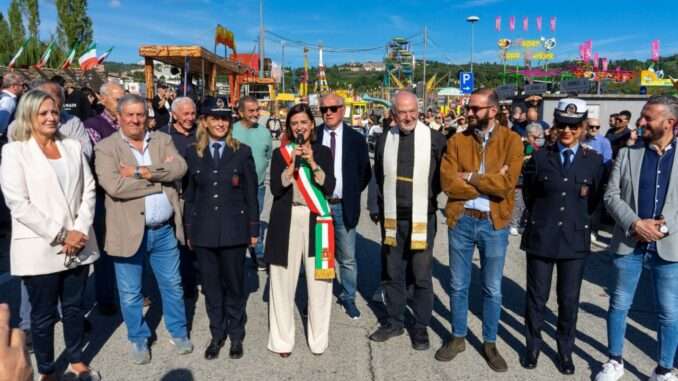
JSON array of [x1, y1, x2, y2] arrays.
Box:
[[0, 70, 677, 381]]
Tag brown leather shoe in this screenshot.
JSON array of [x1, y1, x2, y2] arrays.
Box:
[[482, 342, 508, 372], [434, 336, 465, 362]]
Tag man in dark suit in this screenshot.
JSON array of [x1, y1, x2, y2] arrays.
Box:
[[316, 94, 372, 319]]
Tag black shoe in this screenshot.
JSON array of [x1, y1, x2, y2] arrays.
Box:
[[98, 303, 117, 316], [204, 338, 225, 360], [522, 349, 540, 369], [229, 341, 243, 359], [558, 354, 575, 375], [368, 325, 404, 342], [411, 328, 430, 351]]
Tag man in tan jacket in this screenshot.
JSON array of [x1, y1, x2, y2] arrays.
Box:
[[94, 94, 191, 365], [435, 89, 523, 372]]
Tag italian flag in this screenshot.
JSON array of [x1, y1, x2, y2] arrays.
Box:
[[78, 44, 98, 71], [8, 39, 30, 69], [59, 42, 79, 70], [35, 40, 55, 69], [97, 46, 113, 65]]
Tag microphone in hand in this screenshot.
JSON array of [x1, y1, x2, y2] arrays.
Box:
[[294, 133, 304, 169]]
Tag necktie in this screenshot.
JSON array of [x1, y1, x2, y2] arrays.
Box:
[[212, 143, 221, 167], [330, 131, 336, 162], [563, 149, 573, 170]]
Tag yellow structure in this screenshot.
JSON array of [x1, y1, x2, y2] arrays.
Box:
[[641, 70, 674, 87]]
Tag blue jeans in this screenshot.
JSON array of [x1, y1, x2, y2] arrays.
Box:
[[449, 214, 509, 342], [331, 203, 357, 303], [113, 224, 188, 344], [607, 249, 678, 369]]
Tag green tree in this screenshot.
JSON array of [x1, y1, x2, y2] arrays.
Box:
[[21, 0, 41, 65], [56, 0, 93, 57], [8, 0, 24, 52], [21, 0, 38, 37], [0, 12, 12, 64]]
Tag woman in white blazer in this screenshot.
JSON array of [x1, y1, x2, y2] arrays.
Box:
[[0, 90, 100, 381]]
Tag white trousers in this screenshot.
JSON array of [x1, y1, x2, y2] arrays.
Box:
[[268, 205, 333, 354]]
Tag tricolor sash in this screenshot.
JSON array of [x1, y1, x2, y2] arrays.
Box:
[[280, 144, 335, 280]]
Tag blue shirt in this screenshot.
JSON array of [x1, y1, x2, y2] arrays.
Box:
[[638, 141, 675, 251], [583, 134, 613, 164], [208, 138, 225, 160], [122, 131, 175, 226], [464, 127, 494, 212], [557, 142, 579, 165]]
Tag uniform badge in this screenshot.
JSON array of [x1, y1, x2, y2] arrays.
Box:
[[232, 170, 240, 187], [579, 184, 589, 197]]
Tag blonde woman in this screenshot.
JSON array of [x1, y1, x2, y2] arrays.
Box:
[[183, 98, 259, 360], [1, 89, 99, 380]]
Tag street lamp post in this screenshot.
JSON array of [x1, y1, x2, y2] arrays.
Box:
[[466, 16, 479, 75]]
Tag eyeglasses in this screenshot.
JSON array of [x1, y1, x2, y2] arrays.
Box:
[[556, 124, 582, 131], [464, 105, 492, 114], [320, 105, 343, 114], [589, 125, 600, 130]]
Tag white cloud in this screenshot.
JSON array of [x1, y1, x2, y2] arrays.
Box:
[[109, 0, 121, 8]]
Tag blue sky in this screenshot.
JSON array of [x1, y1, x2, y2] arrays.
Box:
[[2, 0, 677, 68]]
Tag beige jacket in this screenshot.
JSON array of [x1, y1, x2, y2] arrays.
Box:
[[94, 130, 187, 258]]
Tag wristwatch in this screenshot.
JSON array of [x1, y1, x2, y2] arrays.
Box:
[[133, 166, 142, 179]]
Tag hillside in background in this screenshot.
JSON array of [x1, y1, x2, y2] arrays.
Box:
[[105, 54, 678, 95]]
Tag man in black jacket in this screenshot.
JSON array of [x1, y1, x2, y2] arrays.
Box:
[[317, 94, 372, 319]]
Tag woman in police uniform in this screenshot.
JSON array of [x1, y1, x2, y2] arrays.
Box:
[[520, 98, 605, 375], [183, 98, 259, 360]]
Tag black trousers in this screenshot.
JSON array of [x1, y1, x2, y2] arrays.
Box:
[[525, 255, 586, 357], [93, 190, 116, 306], [23, 265, 89, 375], [195, 245, 247, 342], [179, 244, 198, 294], [381, 216, 436, 330]]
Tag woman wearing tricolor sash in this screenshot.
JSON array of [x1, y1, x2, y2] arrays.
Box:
[[264, 104, 336, 357]]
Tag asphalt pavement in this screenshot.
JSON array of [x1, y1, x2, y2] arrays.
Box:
[[0, 190, 661, 381]]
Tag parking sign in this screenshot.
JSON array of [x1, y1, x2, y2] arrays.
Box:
[[460, 72, 474, 94]]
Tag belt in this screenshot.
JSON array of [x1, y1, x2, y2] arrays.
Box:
[[327, 197, 342, 204], [464, 208, 490, 220], [146, 221, 170, 230]]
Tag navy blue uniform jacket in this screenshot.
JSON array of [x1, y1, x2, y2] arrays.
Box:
[[520, 144, 605, 259], [183, 142, 259, 248]]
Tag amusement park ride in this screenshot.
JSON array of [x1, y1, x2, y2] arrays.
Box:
[[383, 37, 415, 89]]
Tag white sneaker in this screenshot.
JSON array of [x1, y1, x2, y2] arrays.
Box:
[[594, 359, 624, 381], [650, 370, 678, 381], [509, 227, 519, 236]]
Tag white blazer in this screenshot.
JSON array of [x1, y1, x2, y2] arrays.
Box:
[[0, 137, 99, 276]]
